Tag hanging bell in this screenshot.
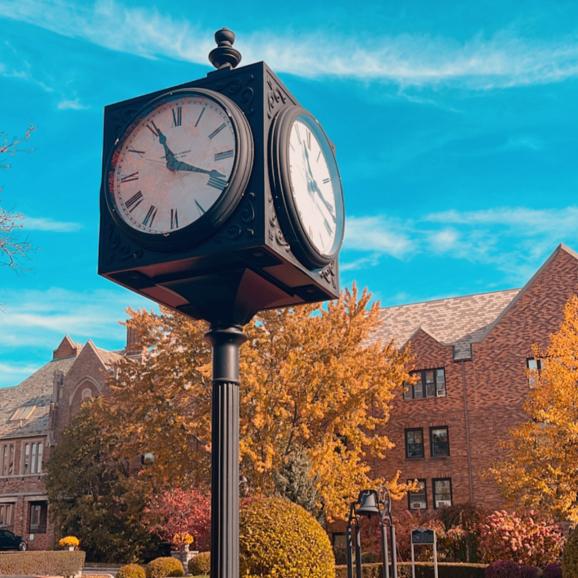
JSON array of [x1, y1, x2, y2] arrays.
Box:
[[356, 490, 380, 517]]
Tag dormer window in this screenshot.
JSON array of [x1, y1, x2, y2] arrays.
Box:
[[527, 358, 544, 388], [9, 407, 36, 422]]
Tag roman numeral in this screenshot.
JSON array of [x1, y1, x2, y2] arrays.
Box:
[[322, 177, 331, 184], [172, 106, 182, 127], [207, 174, 228, 191], [125, 191, 143, 213], [120, 171, 139, 183], [170, 208, 179, 230], [146, 120, 161, 137], [128, 148, 145, 157], [195, 106, 206, 127], [142, 205, 158, 228], [295, 124, 302, 143], [323, 218, 333, 235], [306, 129, 311, 150], [195, 200, 206, 215], [208, 122, 226, 140], [214, 149, 234, 161], [317, 150, 321, 161]]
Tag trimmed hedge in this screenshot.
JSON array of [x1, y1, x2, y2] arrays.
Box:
[[118, 563, 147, 578], [146, 556, 184, 578], [0, 550, 85, 576], [188, 551, 210, 576], [336, 562, 487, 578]]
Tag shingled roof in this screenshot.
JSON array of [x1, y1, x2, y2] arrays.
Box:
[[373, 288, 520, 348], [0, 356, 76, 439]]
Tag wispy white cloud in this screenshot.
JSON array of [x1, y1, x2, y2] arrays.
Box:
[[56, 98, 88, 111], [343, 206, 578, 283], [23, 215, 82, 232], [1, 0, 578, 89], [0, 287, 151, 350]]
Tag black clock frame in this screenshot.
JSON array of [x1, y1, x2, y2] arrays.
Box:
[[104, 88, 254, 252], [269, 105, 345, 269]]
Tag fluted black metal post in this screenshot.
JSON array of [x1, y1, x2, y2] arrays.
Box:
[[206, 324, 246, 578]]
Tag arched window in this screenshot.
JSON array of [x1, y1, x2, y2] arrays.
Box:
[[81, 387, 93, 402]]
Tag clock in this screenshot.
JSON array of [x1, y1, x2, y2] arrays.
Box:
[[105, 88, 253, 249], [269, 106, 345, 268]]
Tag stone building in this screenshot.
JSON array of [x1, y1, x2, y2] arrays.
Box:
[[375, 244, 578, 513], [0, 335, 131, 549]]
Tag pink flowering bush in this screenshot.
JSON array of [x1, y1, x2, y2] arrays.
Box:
[[143, 488, 211, 551], [477, 510, 564, 567]]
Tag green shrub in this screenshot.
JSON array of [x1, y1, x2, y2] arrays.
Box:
[[562, 526, 578, 578], [240, 496, 335, 578], [146, 556, 184, 578], [118, 563, 147, 578], [188, 551, 210, 576], [335, 562, 487, 578], [0, 550, 85, 577]]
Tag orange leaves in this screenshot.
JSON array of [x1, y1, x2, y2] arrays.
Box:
[[491, 296, 578, 523]]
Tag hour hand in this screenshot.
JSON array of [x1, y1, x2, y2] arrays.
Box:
[[174, 160, 224, 178], [157, 131, 178, 170]]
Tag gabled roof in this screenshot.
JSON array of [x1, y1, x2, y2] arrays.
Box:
[[373, 288, 519, 348], [0, 356, 76, 439]]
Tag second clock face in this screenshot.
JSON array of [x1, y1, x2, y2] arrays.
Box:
[[286, 113, 344, 258], [108, 92, 237, 235]]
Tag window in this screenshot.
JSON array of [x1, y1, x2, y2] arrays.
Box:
[[407, 479, 427, 510], [0, 504, 14, 528], [28, 501, 47, 534], [405, 428, 424, 458], [404, 368, 446, 400], [81, 387, 93, 402], [430, 426, 450, 457], [0, 443, 15, 476], [527, 358, 544, 388], [21, 442, 43, 475], [433, 478, 452, 508], [9, 407, 36, 422]]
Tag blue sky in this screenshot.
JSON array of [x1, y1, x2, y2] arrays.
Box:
[[1, 0, 578, 386]]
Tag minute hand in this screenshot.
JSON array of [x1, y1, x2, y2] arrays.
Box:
[[303, 145, 336, 219], [174, 160, 224, 177]]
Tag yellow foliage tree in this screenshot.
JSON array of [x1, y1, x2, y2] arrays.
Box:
[[97, 287, 413, 521], [491, 295, 578, 523]]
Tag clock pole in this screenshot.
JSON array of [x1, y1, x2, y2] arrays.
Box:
[[206, 29, 244, 578], [205, 323, 246, 578]]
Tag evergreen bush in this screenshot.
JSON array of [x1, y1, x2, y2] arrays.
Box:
[[146, 556, 184, 578], [188, 551, 210, 576], [239, 496, 334, 578], [118, 563, 146, 578]]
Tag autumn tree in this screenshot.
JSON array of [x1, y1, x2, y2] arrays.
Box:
[[46, 404, 158, 562], [491, 295, 578, 523], [0, 128, 33, 267], [94, 287, 412, 522]]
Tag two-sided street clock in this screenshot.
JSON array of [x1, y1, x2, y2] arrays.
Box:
[[98, 28, 346, 578], [99, 29, 345, 325]]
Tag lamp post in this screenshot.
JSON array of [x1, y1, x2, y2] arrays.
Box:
[[349, 488, 398, 578]]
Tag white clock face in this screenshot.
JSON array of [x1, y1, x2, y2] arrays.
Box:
[[287, 116, 343, 257], [108, 93, 237, 235]]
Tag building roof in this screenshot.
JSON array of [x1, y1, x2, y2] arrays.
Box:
[[0, 356, 76, 439], [0, 337, 122, 440], [373, 288, 520, 348]]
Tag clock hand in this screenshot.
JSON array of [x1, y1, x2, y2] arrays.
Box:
[[156, 130, 179, 171], [303, 148, 337, 220], [173, 159, 226, 178]]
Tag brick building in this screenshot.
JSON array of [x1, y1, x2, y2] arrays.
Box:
[[1, 244, 577, 551], [375, 244, 578, 513], [0, 336, 129, 549]]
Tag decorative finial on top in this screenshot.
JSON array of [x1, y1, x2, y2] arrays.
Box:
[[209, 28, 242, 71]]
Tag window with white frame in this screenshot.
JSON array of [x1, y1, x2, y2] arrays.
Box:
[[0, 503, 14, 528], [407, 479, 427, 510], [28, 501, 47, 533], [21, 441, 43, 475], [0, 443, 15, 476], [527, 358, 544, 388], [433, 478, 452, 508]]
